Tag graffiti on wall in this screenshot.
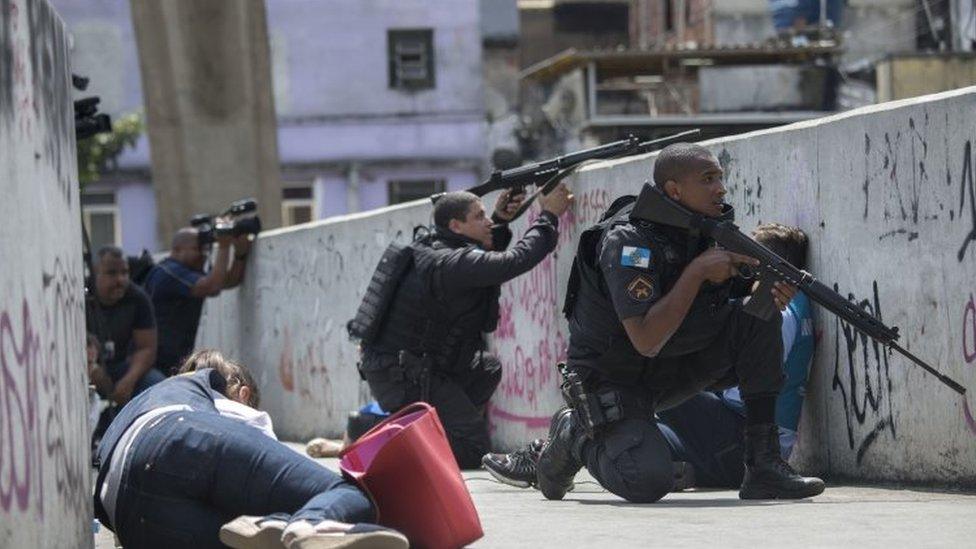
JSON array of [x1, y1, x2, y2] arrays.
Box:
[[957, 140, 976, 261], [0, 258, 87, 517], [830, 281, 896, 465], [962, 293, 976, 436], [492, 253, 566, 430], [832, 122, 976, 464], [488, 200, 583, 432], [277, 326, 337, 418]]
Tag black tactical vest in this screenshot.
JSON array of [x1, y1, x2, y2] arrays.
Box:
[[368, 233, 496, 373], [564, 197, 734, 382]]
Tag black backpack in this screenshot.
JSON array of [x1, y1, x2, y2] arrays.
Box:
[[346, 230, 426, 343]]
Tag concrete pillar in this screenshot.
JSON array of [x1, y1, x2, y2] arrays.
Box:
[[130, 0, 282, 241]]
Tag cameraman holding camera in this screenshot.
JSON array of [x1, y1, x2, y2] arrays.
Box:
[[144, 223, 251, 376]]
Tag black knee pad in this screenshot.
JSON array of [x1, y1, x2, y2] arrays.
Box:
[[620, 461, 673, 503], [596, 420, 674, 503]]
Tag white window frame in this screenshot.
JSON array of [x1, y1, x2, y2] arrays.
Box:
[[81, 193, 121, 248], [281, 185, 317, 227]]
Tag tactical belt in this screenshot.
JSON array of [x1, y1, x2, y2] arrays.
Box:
[[359, 350, 432, 402]]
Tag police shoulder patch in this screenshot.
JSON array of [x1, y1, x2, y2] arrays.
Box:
[[621, 246, 651, 269], [626, 275, 654, 302]]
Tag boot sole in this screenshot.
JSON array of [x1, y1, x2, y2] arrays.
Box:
[[219, 517, 286, 549], [288, 531, 409, 549], [483, 461, 578, 492], [739, 482, 825, 500], [482, 460, 534, 489], [538, 476, 574, 500]]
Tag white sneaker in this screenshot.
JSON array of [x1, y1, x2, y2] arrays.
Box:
[[283, 520, 408, 549], [220, 515, 289, 549]]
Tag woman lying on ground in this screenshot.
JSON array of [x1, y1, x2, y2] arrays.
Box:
[[93, 349, 407, 549]]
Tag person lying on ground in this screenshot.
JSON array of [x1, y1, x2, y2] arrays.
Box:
[[93, 349, 408, 549]]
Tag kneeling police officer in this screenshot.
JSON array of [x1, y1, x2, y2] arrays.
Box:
[[358, 185, 573, 469], [537, 143, 824, 502]]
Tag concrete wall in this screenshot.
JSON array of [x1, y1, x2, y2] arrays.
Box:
[[199, 86, 976, 485], [198, 207, 427, 439], [0, 0, 93, 546]]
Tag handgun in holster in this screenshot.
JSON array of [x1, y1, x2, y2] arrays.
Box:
[[557, 363, 622, 439]]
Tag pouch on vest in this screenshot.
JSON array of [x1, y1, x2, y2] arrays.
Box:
[[347, 242, 414, 343], [563, 194, 637, 319]]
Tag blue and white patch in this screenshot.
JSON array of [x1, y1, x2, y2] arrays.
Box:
[[620, 246, 651, 269]]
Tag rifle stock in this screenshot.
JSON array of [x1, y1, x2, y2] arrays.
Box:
[[631, 183, 966, 395]]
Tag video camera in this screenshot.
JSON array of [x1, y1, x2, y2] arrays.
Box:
[[191, 198, 262, 247], [73, 75, 112, 140]]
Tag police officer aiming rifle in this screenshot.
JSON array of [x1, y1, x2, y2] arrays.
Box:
[[536, 142, 825, 502], [349, 185, 573, 469]]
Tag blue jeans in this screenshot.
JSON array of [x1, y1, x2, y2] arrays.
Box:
[[657, 392, 746, 488], [111, 411, 373, 549]]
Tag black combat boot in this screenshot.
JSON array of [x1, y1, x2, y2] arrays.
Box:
[[739, 423, 825, 500], [536, 408, 584, 500]]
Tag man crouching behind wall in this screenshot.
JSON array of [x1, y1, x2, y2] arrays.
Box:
[[359, 185, 573, 469]]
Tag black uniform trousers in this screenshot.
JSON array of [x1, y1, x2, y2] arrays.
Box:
[[365, 353, 502, 470], [578, 299, 784, 503]]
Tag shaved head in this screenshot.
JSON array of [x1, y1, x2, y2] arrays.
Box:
[[652, 143, 715, 189], [169, 227, 208, 270], [171, 228, 199, 251]]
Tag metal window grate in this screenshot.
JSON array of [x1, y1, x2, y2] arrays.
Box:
[[388, 29, 435, 90], [388, 179, 446, 204]]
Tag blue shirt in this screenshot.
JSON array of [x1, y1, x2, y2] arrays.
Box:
[[143, 258, 206, 373]]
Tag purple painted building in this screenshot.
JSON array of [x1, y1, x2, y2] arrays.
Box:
[[56, 0, 489, 254]]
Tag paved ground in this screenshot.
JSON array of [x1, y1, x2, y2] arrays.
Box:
[[95, 442, 976, 548]]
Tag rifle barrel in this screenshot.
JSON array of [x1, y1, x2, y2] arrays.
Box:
[[634, 128, 702, 153], [889, 341, 966, 395]]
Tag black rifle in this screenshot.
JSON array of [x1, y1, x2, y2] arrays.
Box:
[[432, 129, 701, 221], [630, 183, 967, 396]]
